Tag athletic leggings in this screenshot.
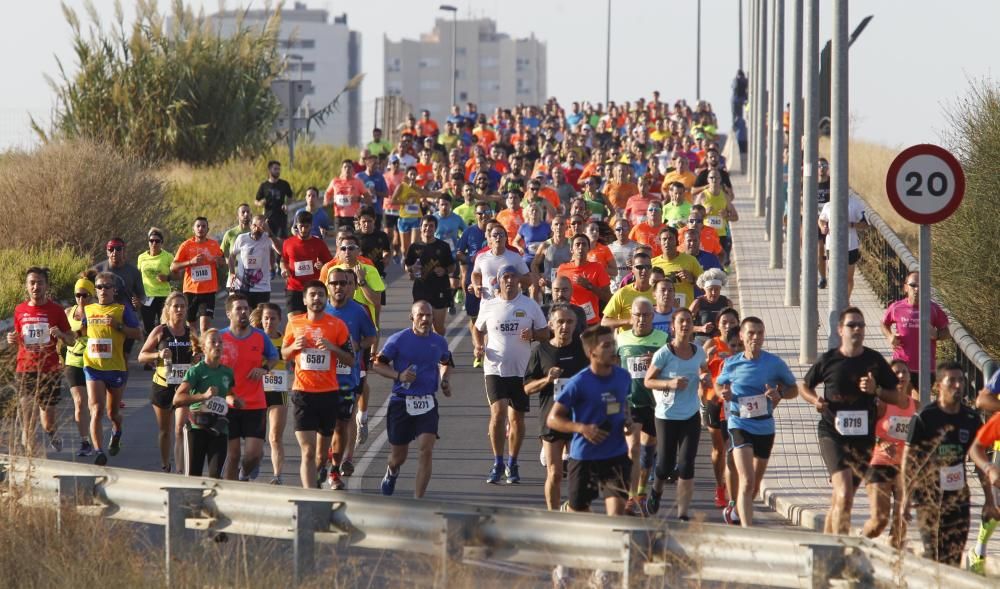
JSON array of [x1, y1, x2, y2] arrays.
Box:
[[654, 413, 701, 481], [184, 426, 227, 478]]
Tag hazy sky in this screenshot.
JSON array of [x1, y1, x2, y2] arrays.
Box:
[[2, 0, 997, 150]]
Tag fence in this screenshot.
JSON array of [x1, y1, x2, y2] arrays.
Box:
[[0, 454, 986, 589], [855, 192, 998, 396]]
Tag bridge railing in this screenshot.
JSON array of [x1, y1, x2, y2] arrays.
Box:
[[0, 455, 985, 589], [855, 193, 998, 397]]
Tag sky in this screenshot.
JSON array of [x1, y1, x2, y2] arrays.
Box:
[[2, 0, 997, 150]]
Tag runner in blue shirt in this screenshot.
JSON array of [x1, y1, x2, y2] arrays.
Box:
[[456, 202, 491, 356], [371, 301, 452, 498], [356, 153, 388, 218], [547, 325, 633, 515], [434, 194, 467, 252], [715, 316, 798, 527], [323, 268, 378, 488]]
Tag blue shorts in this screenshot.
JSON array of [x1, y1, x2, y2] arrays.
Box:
[[386, 396, 439, 446], [464, 289, 481, 317], [397, 217, 421, 233], [83, 367, 128, 389]]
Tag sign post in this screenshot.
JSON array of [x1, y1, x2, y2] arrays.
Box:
[[885, 144, 965, 405]]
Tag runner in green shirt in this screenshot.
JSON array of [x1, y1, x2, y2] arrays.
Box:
[[616, 297, 667, 515]]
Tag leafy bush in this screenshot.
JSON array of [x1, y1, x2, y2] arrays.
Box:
[[0, 138, 169, 260], [160, 141, 356, 240], [0, 246, 90, 319], [936, 79, 1000, 358], [39, 0, 283, 165]]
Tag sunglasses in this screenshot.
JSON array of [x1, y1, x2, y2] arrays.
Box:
[[633, 264, 652, 271], [844, 322, 866, 329], [107, 246, 123, 252], [688, 219, 703, 224], [906, 282, 919, 288], [95, 284, 114, 290], [148, 238, 162, 244], [339, 245, 359, 251], [74, 292, 90, 298], [475, 211, 492, 216], [328, 280, 350, 287]]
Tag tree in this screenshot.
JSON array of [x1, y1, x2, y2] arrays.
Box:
[[37, 0, 285, 165]]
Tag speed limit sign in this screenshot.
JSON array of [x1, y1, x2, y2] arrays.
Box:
[[885, 144, 965, 224]]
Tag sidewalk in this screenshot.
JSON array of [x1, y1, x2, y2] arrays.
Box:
[[727, 174, 999, 570]]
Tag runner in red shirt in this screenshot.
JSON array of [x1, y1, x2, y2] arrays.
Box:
[[7, 267, 75, 454], [556, 234, 612, 326], [281, 210, 333, 317], [324, 160, 371, 229]]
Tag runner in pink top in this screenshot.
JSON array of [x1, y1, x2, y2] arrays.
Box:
[[880, 271, 949, 388], [325, 159, 372, 227], [861, 359, 919, 548]]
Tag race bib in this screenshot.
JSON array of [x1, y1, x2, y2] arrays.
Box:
[[262, 370, 289, 392], [166, 363, 190, 386], [334, 194, 352, 207], [299, 349, 331, 371], [244, 254, 263, 269], [553, 378, 568, 397], [674, 293, 687, 307], [527, 242, 541, 254], [294, 260, 314, 277], [404, 203, 421, 215], [626, 356, 650, 379], [191, 265, 212, 283], [87, 338, 113, 359], [939, 463, 965, 492], [834, 410, 869, 436], [605, 395, 621, 416], [336, 359, 353, 375], [405, 394, 435, 416], [706, 216, 724, 230], [21, 322, 50, 345], [885, 415, 911, 441], [581, 301, 597, 321], [202, 396, 229, 416], [738, 394, 768, 419], [654, 389, 675, 407]]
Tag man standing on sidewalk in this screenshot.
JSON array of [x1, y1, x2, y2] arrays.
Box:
[[799, 307, 899, 535]]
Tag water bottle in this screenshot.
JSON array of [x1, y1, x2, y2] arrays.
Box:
[[400, 364, 417, 390], [412, 260, 422, 279]]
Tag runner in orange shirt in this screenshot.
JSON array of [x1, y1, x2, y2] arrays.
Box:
[[604, 162, 639, 212], [417, 110, 439, 138], [556, 233, 612, 326], [496, 191, 526, 250], [281, 281, 354, 489], [584, 221, 617, 280], [678, 205, 723, 257], [170, 217, 225, 334], [629, 201, 666, 257], [624, 176, 661, 227], [702, 307, 741, 508]]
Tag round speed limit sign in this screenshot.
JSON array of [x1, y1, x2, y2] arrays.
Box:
[[885, 144, 965, 225]]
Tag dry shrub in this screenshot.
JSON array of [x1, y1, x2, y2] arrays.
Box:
[[0, 245, 90, 317], [0, 138, 169, 261], [937, 79, 1000, 359]]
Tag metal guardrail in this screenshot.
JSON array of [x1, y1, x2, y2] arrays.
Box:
[[0, 455, 986, 589], [855, 193, 999, 396]]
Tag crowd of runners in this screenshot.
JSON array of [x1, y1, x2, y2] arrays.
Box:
[[5, 94, 1000, 579]]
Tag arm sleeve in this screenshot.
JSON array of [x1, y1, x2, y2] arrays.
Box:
[[875, 354, 900, 390], [881, 304, 895, 328], [530, 301, 547, 329], [525, 348, 543, 380], [777, 357, 798, 387], [803, 358, 823, 388], [379, 334, 398, 362], [360, 311, 377, 339], [932, 304, 949, 330], [715, 361, 732, 386], [122, 305, 140, 328], [261, 331, 279, 360]]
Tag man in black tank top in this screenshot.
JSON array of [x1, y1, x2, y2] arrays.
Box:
[[800, 307, 899, 535]]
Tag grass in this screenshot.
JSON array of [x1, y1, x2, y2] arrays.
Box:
[[0, 246, 91, 318]]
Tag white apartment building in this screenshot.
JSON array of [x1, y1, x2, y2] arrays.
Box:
[[211, 2, 361, 146], [384, 18, 547, 121]]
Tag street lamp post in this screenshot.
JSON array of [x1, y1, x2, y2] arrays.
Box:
[[605, 0, 611, 106], [439, 5, 458, 110], [696, 0, 702, 99]]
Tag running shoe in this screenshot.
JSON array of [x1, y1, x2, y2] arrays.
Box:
[[645, 489, 662, 515], [161, 465, 171, 473], [108, 430, 122, 456], [624, 497, 641, 517], [340, 460, 355, 477], [355, 416, 369, 447], [327, 470, 345, 491], [380, 466, 398, 496], [316, 465, 328, 489], [559, 501, 570, 512], [77, 440, 94, 457], [818, 277, 828, 289], [269, 476, 283, 485], [448, 302, 456, 315], [677, 515, 690, 523], [94, 451, 108, 466], [486, 464, 503, 484], [47, 432, 63, 453], [552, 565, 571, 589], [723, 502, 741, 526], [505, 463, 520, 484], [249, 463, 260, 480], [714, 485, 728, 508], [454, 289, 465, 306], [966, 548, 986, 575], [472, 357, 483, 368]]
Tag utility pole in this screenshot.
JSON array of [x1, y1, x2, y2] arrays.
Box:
[[800, 0, 820, 363], [768, 0, 785, 267], [828, 0, 849, 348], [784, 0, 803, 303]]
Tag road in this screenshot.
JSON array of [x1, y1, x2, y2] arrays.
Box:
[[23, 253, 792, 529]]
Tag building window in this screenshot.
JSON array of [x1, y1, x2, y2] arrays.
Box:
[[287, 62, 316, 72], [386, 58, 401, 73], [420, 79, 441, 91], [419, 57, 441, 68], [387, 81, 403, 95], [480, 56, 499, 68], [459, 91, 468, 102], [516, 78, 531, 94], [279, 39, 315, 49], [480, 80, 500, 91], [456, 47, 467, 56]]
